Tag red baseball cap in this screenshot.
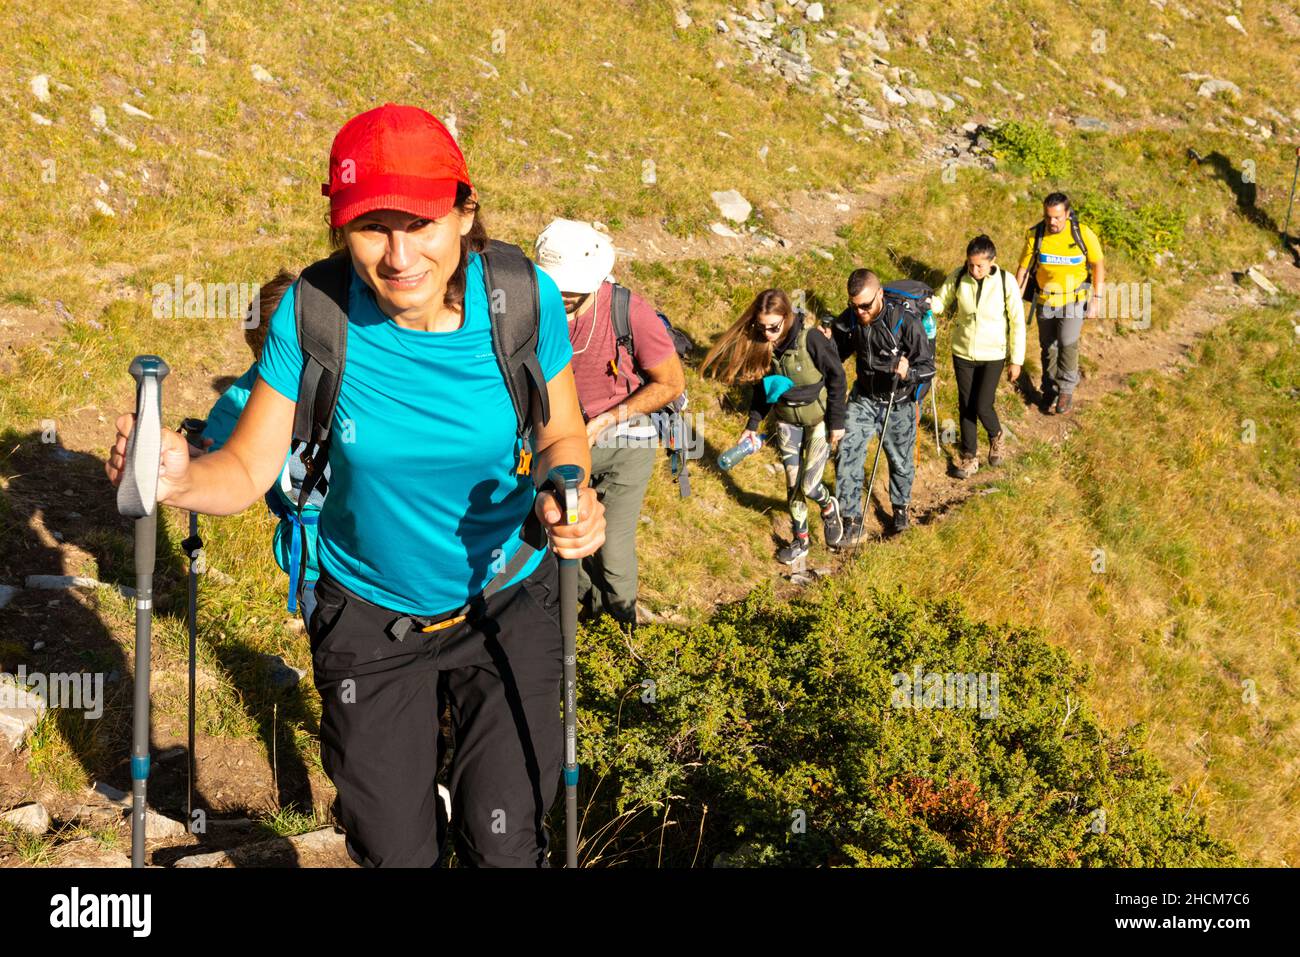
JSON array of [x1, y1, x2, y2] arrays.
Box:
[[321, 104, 471, 228]]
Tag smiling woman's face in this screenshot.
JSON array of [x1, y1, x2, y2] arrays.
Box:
[[344, 207, 475, 323]]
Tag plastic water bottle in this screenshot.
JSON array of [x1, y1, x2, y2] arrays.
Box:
[[719, 433, 763, 471], [922, 307, 937, 340]]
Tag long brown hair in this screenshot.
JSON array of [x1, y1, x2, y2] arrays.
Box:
[[700, 288, 798, 385], [327, 181, 488, 313]]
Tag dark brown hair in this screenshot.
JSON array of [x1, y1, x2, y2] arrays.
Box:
[[700, 288, 798, 385], [243, 268, 298, 360], [327, 181, 487, 313]]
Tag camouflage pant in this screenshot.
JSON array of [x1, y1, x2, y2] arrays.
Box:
[[774, 420, 832, 536], [834, 393, 917, 519]]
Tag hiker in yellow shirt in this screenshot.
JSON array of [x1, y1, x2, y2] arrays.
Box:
[[1016, 192, 1105, 415]]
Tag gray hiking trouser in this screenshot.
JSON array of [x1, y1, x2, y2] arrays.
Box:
[[1037, 299, 1087, 397], [578, 440, 655, 625], [834, 392, 917, 520], [773, 419, 833, 537]]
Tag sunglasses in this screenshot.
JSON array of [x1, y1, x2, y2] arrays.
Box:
[[850, 290, 882, 314], [756, 321, 784, 334]]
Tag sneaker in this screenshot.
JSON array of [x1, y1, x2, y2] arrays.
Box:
[[953, 454, 979, 479], [776, 534, 810, 565], [891, 503, 911, 535], [1055, 393, 1074, 415], [988, 431, 1007, 466], [821, 496, 844, 548]]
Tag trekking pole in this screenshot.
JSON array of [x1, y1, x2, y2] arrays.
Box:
[[178, 417, 207, 836], [852, 383, 897, 563], [547, 464, 585, 869], [115, 355, 170, 867], [1283, 147, 1300, 248], [930, 380, 940, 455]]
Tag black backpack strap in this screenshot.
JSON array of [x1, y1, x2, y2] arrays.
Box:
[[1070, 214, 1093, 296], [482, 240, 548, 454], [289, 251, 351, 613], [610, 283, 634, 350]]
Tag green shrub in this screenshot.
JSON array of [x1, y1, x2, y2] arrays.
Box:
[[575, 583, 1237, 867], [986, 121, 1071, 180], [1074, 195, 1186, 265]]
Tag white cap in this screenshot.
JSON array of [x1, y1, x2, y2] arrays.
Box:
[[533, 218, 616, 295]]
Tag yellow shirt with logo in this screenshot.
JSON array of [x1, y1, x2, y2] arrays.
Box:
[[1018, 221, 1103, 307]]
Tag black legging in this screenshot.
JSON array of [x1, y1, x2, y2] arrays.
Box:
[[952, 355, 1004, 456]]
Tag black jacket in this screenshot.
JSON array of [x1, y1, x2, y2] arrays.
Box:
[[746, 322, 848, 432], [832, 305, 935, 403]]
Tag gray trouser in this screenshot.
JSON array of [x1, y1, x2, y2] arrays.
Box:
[[1038, 299, 1086, 397], [578, 441, 655, 625], [835, 393, 917, 519], [773, 419, 833, 537]]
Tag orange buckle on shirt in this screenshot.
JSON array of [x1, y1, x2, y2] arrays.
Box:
[[516, 447, 533, 476], [421, 614, 467, 634], [608, 357, 619, 377]]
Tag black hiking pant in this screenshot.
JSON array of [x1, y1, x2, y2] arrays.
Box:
[[952, 355, 1005, 457], [307, 554, 563, 867]]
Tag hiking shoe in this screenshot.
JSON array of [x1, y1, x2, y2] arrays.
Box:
[[835, 517, 866, 550], [776, 534, 810, 565], [821, 496, 844, 548], [891, 503, 911, 535], [988, 431, 1007, 466], [1055, 393, 1074, 415], [1039, 390, 1058, 414], [952, 454, 980, 479]]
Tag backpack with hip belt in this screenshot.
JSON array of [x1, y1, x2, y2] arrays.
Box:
[[608, 283, 694, 498], [289, 240, 554, 628]]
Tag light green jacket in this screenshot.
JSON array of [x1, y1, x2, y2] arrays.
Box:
[[929, 265, 1026, 365]]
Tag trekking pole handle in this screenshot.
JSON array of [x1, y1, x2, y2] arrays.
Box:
[[117, 354, 170, 521], [546, 465, 586, 563]]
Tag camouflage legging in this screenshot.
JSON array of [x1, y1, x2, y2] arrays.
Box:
[[774, 420, 833, 537]]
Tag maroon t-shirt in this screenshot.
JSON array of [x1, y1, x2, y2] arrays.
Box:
[[568, 281, 676, 419]]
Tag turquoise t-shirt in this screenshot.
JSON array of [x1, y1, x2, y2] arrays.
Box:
[[257, 250, 572, 616]]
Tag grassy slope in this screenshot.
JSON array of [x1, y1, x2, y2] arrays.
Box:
[[1, 0, 1298, 862]]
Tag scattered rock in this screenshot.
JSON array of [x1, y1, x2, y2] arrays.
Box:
[[173, 826, 347, 868], [1196, 78, 1240, 99], [89, 104, 108, 129], [0, 673, 47, 752], [250, 64, 276, 84], [962, 76, 982, 88], [137, 808, 189, 839], [710, 222, 742, 238], [93, 199, 116, 217], [0, 584, 18, 610], [711, 189, 753, 223], [1146, 32, 1175, 48], [1225, 14, 1246, 35], [1073, 116, 1112, 132], [804, 3, 824, 22], [54, 837, 130, 868], [262, 654, 306, 689], [1, 802, 50, 835], [789, 573, 814, 586], [120, 102, 153, 120], [30, 112, 52, 126], [1245, 266, 1278, 296], [90, 781, 130, 806], [675, 9, 692, 29], [881, 83, 907, 106], [25, 574, 100, 589], [30, 74, 51, 103], [1100, 78, 1127, 98]]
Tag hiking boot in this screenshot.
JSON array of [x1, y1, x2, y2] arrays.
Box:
[[988, 431, 1007, 467], [776, 534, 810, 565], [952, 454, 979, 479], [835, 517, 866, 550], [820, 496, 844, 548], [891, 503, 911, 535], [1039, 390, 1058, 415], [1055, 393, 1074, 415]]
